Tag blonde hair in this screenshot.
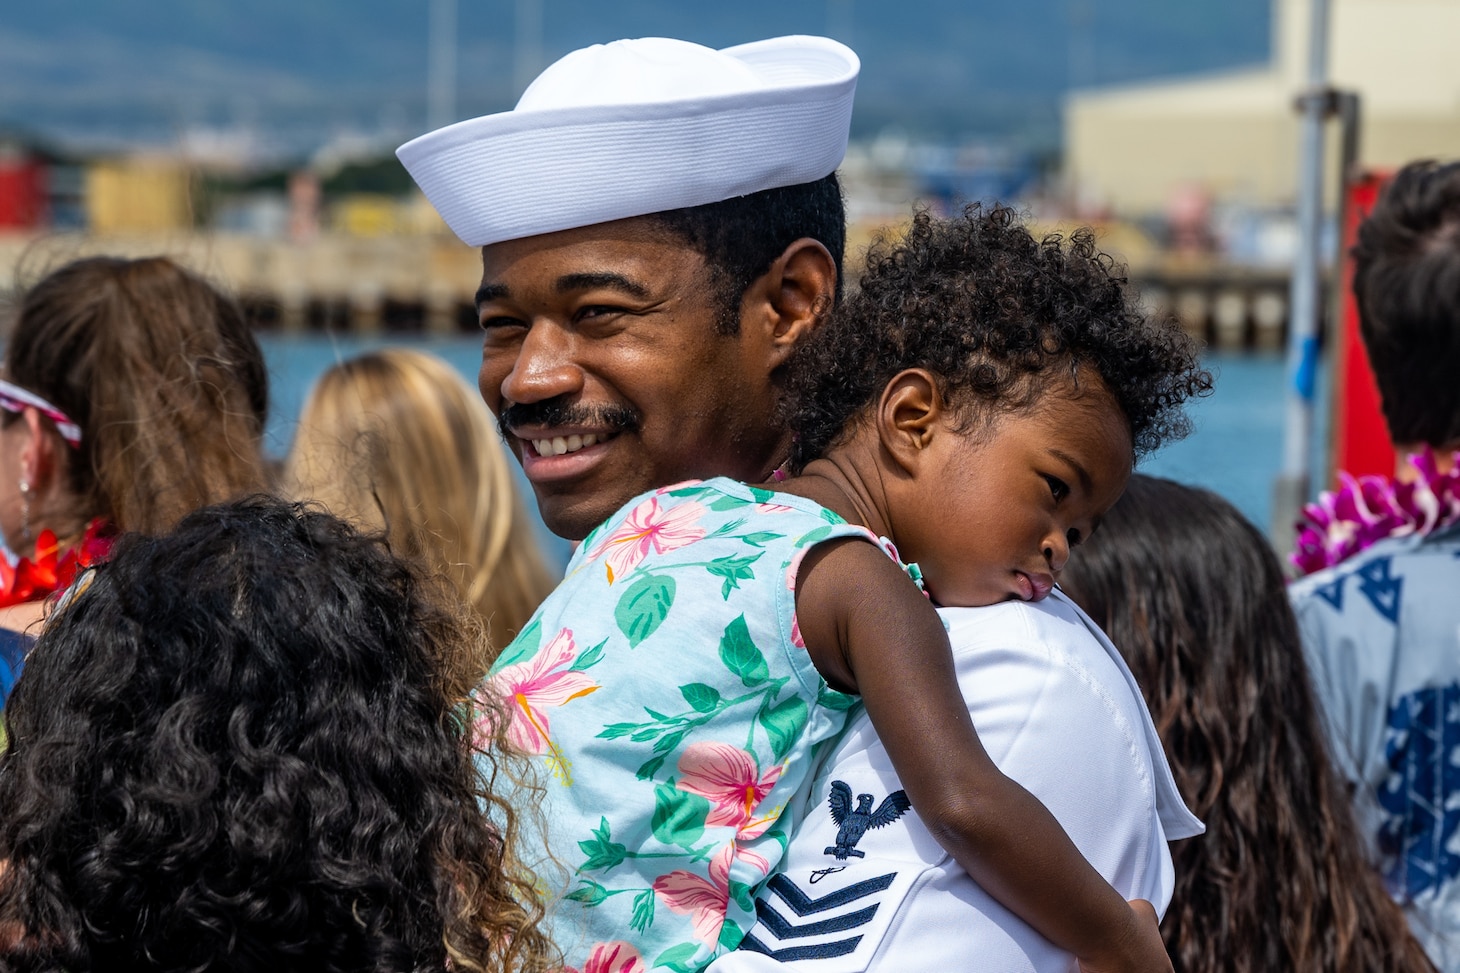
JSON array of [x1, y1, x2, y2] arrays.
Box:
[[285, 349, 556, 670]]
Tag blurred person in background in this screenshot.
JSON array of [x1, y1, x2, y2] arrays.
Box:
[[1289, 159, 1460, 968], [285, 348, 556, 677], [0, 255, 270, 696], [0, 497, 554, 973], [1062, 474, 1435, 973]]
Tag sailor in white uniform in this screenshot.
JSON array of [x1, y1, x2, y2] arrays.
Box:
[[710, 590, 1202, 972]]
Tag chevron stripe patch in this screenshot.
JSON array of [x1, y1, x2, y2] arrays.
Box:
[[735, 872, 897, 962]]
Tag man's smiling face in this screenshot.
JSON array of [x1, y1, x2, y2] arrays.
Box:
[[477, 216, 789, 541]]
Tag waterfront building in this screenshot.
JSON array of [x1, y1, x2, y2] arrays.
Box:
[[1065, 0, 1460, 216]]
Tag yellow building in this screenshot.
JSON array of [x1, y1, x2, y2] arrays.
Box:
[[1065, 0, 1460, 215], [85, 158, 193, 232]]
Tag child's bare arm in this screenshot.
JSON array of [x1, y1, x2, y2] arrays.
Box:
[[795, 538, 1169, 973]]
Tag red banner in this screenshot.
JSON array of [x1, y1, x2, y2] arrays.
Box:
[[1330, 172, 1395, 482]]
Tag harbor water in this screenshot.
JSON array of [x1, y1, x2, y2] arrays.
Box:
[[261, 335, 1318, 571]]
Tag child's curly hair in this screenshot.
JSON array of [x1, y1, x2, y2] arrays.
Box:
[[786, 204, 1212, 470], [0, 496, 556, 973]]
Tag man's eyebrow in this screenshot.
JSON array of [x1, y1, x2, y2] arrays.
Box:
[[556, 272, 649, 297], [475, 283, 509, 307], [1048, 448, 1093, 494]]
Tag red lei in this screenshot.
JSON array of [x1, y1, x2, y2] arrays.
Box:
[[0, 519, 115, 609]]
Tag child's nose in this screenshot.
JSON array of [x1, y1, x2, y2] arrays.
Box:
[[1042, 534, 1070, 574]]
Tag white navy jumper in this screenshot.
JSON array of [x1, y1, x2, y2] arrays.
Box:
[[708, 590, 1202, 973]]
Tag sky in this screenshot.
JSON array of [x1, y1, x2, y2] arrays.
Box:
[[0, 0, 1272, 161]]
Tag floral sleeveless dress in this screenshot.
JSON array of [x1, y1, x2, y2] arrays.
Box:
[[484, 477, 894, 973]]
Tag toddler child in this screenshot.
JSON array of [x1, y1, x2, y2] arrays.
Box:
[[485, 204, 1210, 973]]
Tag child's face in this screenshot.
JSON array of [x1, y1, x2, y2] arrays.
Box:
[[898, 376, 1132, 608]]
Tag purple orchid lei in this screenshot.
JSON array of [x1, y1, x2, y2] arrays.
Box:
[[1292, 447, 1460, 576]]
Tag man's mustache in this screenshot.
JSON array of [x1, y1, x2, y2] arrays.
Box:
[[497, 399, 641, 442]]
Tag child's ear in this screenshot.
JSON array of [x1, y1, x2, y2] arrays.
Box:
[[877, 369, 945, 475]]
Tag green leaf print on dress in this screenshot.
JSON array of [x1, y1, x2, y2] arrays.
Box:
[[719, 615, 769, 687], [680, 683, 722, 712], [651, 780, 711, 852], [706, 553, 762, 599], [654, 941, 702, 972], [756, 696, 809, 762], [615, 574, 676, 646], [578, 817, 630, 872]]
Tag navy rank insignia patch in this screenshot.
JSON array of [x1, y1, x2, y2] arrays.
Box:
[[823, 780, 911, 860]]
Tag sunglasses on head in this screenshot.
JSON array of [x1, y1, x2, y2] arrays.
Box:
[[0, 380, 81, 448]]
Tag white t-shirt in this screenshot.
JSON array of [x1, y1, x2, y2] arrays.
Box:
[[708, 590, 1203, 973]]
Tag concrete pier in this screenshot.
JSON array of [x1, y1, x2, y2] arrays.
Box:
[[0, 231, 1311, 350]]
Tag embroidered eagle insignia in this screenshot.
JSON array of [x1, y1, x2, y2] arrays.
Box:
[[824, 780, 911, 859]]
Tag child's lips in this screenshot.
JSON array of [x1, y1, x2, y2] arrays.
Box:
[[1015, 570, 1055, 602]]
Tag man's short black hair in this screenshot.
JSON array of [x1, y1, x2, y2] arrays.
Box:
[[647, 172, 845, 334], [1353, 159, 1460, 447]]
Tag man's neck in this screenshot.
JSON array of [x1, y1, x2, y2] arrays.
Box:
[[744, 431, 796, 487]]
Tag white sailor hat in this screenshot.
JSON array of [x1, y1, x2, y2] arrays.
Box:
[[397, 35, 859, 248]]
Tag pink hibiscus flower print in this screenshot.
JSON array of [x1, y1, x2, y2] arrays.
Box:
[[485, 628, 597, 782], [589, 495, 707, 583], [571, 941, 646, 973], [653, 844, 734, 947], [676, 742, 783, 874], [675, 742, 783, 831]]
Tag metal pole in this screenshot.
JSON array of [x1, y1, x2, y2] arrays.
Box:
[[1318, 90, 1362, 486], [428, 0, 458, 132], [1272, 0, 1332, 549]]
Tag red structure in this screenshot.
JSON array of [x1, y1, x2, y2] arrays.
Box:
[[1329, 171, 1394, 482], [0, 142, 47, 229]]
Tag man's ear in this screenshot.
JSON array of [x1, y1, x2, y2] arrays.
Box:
[[877, 369, 945, 476], [741, 237, 837, 369]]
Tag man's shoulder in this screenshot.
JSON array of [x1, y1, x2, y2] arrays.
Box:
[[937, 591, 1202, 841], [937, 591, 1118, 674]]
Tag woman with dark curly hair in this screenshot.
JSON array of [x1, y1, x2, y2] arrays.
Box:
[[0, 496, 555, 973], [1060, 475, 1435, 973], [486, 204, 1209, 972]]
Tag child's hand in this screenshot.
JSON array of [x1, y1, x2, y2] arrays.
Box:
[[1076, 899, 1172, 973]]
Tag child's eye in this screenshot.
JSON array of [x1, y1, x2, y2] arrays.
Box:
[[1042, 474, 1070, 502]]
